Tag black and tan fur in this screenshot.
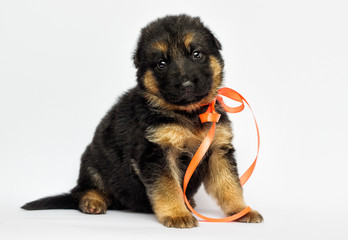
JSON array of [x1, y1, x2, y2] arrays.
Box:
[[22, 15, 263, 228]]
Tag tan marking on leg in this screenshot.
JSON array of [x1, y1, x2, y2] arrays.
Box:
[[204, 147, 247, 215], [87, 166, 105, 191], [79, 190, 109, 214], [211, 123, 233, 148], [130, 159, 142, 178], [207, 123, 264, 223], [149, 174, 198, 228], [166, 148, 183, 183], [143, 70, 159, 95]]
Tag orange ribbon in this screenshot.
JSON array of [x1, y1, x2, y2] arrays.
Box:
[[183, 87, 260, 222]]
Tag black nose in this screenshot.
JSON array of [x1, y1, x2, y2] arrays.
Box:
[[180, 81, 194, 91]]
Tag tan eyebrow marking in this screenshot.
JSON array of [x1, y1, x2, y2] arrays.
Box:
[[153, 41, 168, 53], [183, 33, 194, 50]]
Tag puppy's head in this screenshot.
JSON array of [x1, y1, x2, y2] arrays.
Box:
[[134, 15, 224, 111]]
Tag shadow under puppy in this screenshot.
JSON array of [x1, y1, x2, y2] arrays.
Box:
[[22, 14, 263, 228]]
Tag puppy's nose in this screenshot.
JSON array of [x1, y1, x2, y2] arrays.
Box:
[[180, 81, 194, 91]]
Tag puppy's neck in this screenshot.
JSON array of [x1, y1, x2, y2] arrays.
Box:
[[142, 90, 215, 113]]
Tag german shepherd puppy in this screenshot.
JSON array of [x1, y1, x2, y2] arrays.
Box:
[[22, 14, 263, 228]]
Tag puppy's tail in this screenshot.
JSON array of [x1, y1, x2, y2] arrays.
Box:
[[21, 193, 78, 210]]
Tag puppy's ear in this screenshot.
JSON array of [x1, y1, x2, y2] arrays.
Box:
[[133, 50, 140, 68], [212, 34, 222, 50]]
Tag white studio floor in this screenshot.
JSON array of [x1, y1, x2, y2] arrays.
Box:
[[1, 194, 346, 240]]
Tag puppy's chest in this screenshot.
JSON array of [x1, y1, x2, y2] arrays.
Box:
[[146, 123, 208, 152], [145, 122, 232, 152]]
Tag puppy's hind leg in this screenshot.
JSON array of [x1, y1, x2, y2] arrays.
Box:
[[78, 189, 111, 214], [75, 146, 111, 214]]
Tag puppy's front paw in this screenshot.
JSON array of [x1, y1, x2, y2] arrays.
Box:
[[233, 210, 263, 223], [160, 214, 198, 228]]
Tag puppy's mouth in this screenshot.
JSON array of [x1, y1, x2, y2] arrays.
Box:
[[161, 85, 211, 106], [167, 94, 206, 106]]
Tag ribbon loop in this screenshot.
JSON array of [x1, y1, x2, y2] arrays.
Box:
[[217, 88, 245, 113], [183, 87, 260, 222]]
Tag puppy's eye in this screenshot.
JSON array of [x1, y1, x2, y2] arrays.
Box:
[[192, 51, 202, 59], [157, 60, 167, 69]]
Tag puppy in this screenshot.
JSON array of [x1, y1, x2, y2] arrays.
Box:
[[22, 14, 263, 228]]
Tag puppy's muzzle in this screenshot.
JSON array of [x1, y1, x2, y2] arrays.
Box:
[[180, 80, 194, 93]]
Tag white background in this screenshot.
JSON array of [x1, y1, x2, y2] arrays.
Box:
[[1, 0, 347, 239]]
